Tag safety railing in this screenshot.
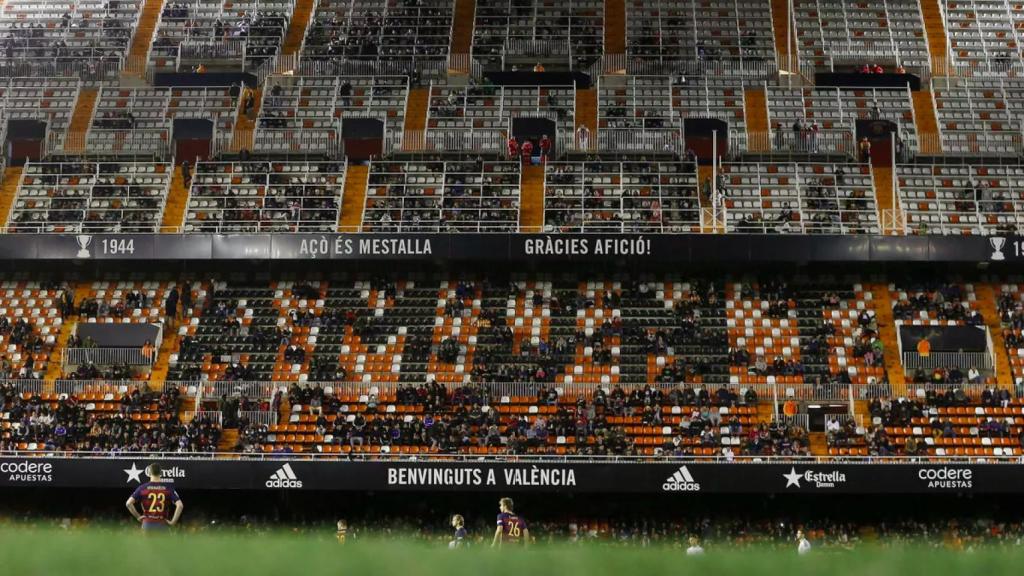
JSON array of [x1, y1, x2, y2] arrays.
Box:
[[252, 128, 340, 156], [424, 128, 506, 153], [63, 347, 155, 368], [902, 351, 994, 374], [771, 413, 810, 430], [597, 128, 681, 153], [237, 410, 279, 427], [0, 57, 122, 85], [184, 410, 223, 426]]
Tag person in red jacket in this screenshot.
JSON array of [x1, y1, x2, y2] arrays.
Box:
[[520, 139, 534, 165], [507, 136, 519, 160], [539, 135, 552, 164]]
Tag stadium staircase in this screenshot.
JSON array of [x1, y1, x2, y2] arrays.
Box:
[[338, 163, 369, 232], [744, 88, 770, 153], [217, 429, 239, 452], [64, 88, 98, 155], [43, 283, 92, 389], [159, 166, 189, 232], [770, 0, 796, 73], [912, 91, 942, 155], [148, 323, 180, 389], [448, 0, 476, 75], [122, 0, 164, 78], [697, 165, 722, 232], [868, 283, 907, 397], [0, 167, 22, 229], [976, 284, 1012, 384], [230, 88, 261, 152], [277, 398, 291, 426], [575, 88, 598, 149], [402, 88, 430, 151], [808, 432, 828, 455], [604, 0, 626, 62], [871, 166, 901, 235], [919, 0, 950, 75], [281, 0, 316, 57], [519, 165, 545, 232]]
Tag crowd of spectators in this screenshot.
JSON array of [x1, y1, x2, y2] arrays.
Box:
[[273, 380, 807, 457], [0, 384, 220, 452], [891, 284, 983, 324], [828, 387, 1017, 455]]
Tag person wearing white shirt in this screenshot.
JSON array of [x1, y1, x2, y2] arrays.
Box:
[[686, 536, 705, 556], [797, 530, 812, 555]]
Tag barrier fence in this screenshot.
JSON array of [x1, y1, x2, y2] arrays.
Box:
[[63, 347, 154, 368], [902, 351, 994, 374]]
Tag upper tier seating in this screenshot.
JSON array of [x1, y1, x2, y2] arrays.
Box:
[[793, 0, 930, 70], [721, 163, 880, 234], [898, 164, 1024, 235], [258, 76, 409, 154], [150, 0, 292, 72], [625, 0, 776, 73], [185, 161, 345, 233], [543, 160, 700, 232], [302, 0, 452, 80], [8, 161, 171, 233], [933, 80, 1024, 157], [473, 0, 603, 69], [364, 160, 521, 232], [0, 0, 139, 81]]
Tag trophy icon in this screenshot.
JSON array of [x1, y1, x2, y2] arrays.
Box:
[[990, 236, 1006, 261], [75, 235, 93, 259]]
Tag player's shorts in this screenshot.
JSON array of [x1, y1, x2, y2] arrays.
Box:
[[142, 521, 168, 531]]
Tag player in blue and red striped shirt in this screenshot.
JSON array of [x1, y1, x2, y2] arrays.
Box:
[[125, 464, 184, 531]]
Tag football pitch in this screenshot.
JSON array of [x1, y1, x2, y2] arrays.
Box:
[[0, 528, 1021, 576]]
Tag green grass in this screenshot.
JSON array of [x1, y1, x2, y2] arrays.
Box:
[[0, 527, 1018, 576]]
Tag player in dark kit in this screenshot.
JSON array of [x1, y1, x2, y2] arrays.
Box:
[[492, 497, 529, 548], [449, 514, 467, 548], [125, 464, 184, 531]]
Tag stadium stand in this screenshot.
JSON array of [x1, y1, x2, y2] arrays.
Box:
[[0, 0, 139, 81], [0, 78, 80, 153], [8, 161, 172, 233], [898, 164, 1024, 235], [424, 84, 575, 153], [148, 0, 291, 73], [363, 159, 520, 232], [543, 160, 701, 232], [792, 0, 930, 71], [0, 383, 222, 452], [3, 0, 1024, 469], [721, 163, 880, 234], [625, 0, 777, 74], [184, 160, 345, 233], [473, 0, 604, 70], [766, 86, 915, 155], [301, 0, 453, 80], [258, 75, 409, 153]]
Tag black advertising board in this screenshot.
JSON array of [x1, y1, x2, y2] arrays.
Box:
[[0, 233, 1016, 263], [0, 457, 1013, 494]]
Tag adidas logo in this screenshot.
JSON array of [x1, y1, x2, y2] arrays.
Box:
[[662, 466, 701, 492], [265, 463, 303, 489]]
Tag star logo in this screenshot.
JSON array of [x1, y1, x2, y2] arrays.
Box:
[[124, 463, 144, 484], [783, 467, 802, 488]]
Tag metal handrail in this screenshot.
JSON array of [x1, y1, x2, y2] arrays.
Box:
[[0, 450, 1020, 463]]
